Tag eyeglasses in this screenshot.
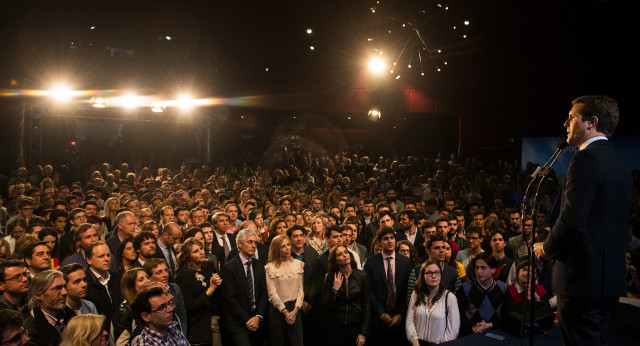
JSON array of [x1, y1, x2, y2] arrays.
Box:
[[468, 236, 480, 240], [3, 272, 28, 282], [0, 328, 26, 345], [424, 271, 441, 277], [397, 249, 410, 254], [149, 299, 176, 314]]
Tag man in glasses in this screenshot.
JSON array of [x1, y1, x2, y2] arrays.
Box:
[[0, 260, 29, 314], [0, 309, 29, 346], [131, 286, 189, 346]]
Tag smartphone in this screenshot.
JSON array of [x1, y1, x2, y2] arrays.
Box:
[[174, 193, 184, 199]]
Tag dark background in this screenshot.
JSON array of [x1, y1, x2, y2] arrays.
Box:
[[0, 0, 638, 178]]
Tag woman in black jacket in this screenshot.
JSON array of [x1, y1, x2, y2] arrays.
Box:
[[321, 244, 371, 346], [175, 237, 222, 346]]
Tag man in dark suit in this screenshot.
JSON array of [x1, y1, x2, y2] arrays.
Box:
[[105, 211, 136, 271], [84, 241, 121, 327], [534, 95, 634, 346], [154, 222, 181, 277], [363, 226, 412, 346], [398, 210, 425, 261], [222, 229, 268, 346], [210, 212, 235, 267], [226, 222, 269, 267]]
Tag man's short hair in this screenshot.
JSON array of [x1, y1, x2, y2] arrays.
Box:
[[572, 95, 619, 137], [116, 211, 134, 225], [85, 241, 108, 259], [0, 310, 25, 339], [211, 212, 230, 225], [377, 210, 393, 221], [236, 228, 258, 245], [466, 225, 483, 238], [73, 223, 96, 244], [133, 232, 157, 251], [375, 226, 396, 242], [324, 225, 341, 239], [472, 252, 498, 269], [399, 210, 417, 222], [82, 200, 99, 210], [17, 197, 35, 209], [286, 225, 306, 238], [0, 259, 25, 282], [23, 241, 49, 262], [426, 233, 447, 250], [142, 258, 167, 275], [435, 216, 450, 225], [131, 286, 165, 324], [60, 263, 84, 282], [49, 209, 68, 222]]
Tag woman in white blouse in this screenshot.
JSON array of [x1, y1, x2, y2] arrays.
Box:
[[406, 260, 460, 345], [265, 234, 305, 346]]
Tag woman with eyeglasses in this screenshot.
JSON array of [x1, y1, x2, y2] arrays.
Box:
[[406, 259, 459, 345], [175, 237, 222, 346], [396, 240, 421, 267]]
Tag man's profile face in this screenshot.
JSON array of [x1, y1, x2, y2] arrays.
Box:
[[428, 241, 447, 262], [65, 269, 88, 299], [87, 245, 111, 272], [565, 103, 592, 146], [378, 215, 394, 228], [149, 264, 170, 285]]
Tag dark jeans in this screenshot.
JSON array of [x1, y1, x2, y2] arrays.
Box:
[[556, 295, 617, 346], [269, 301, 303, 346]]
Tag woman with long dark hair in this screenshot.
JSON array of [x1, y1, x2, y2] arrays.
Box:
[[406, 260, 459, 345], [175, 237, 222, 346], [111, 267, 150, 345], [321, 244, 370, 346], [116, 239, 137, 275]]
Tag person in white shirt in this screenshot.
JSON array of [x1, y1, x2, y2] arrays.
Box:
[[406, 260, 459, 345]]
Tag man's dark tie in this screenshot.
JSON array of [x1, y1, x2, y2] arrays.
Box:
[[223, 237, 231, 259], [386, 256, 396, 311], [167, 248, 175, 273], [246, 260, 256, 311]]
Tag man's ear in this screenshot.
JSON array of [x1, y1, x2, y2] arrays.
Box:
[[141, 312, 151, 324]]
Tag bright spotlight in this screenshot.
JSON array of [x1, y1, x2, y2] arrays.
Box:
[[151, 101, 165, 113], [368, 108, 381, 121], [49, 85, 73, 102], [91, 97, 107, 108], [120, 94, 141, 109], [306, 28, 313, 34], [176, 95, 195, 110], [368, 57, 387, 75]]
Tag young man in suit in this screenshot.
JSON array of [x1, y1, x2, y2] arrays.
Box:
[[155, 222, 181, 277], [534, 95, 634, 345], [84, 241, 121, 326], [210, 212, 235, 266], [363, 226, 412, 346], [222, 229, 268, 346]]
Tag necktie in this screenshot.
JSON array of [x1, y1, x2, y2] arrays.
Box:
[[223, 236, 230, 259], [167, 247, 175, 273], [386, 256, 396, 311], [246, 260, 256, 311]]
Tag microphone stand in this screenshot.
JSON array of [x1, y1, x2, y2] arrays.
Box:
[[521, 142, 567, 345]]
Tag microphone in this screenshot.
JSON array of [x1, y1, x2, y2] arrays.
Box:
[[530, 141, 568, 179]]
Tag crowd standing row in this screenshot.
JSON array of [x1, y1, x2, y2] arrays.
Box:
[[0, 156, 638, 346]]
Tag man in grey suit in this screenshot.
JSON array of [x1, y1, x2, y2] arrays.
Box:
[[535, 95, 634, 346]]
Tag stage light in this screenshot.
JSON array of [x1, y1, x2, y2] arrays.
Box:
[[91, 97, 107, 108], [309, 45, 315, 50], [49, 84, 73, 102], [120, 94, 141, 109], [464, 20, 470, 25], [368, 108, 381, 121], [176, 95, 195, 111], [306, 28, 313, 34], [151, 101, 165, 113], [368, 57, 387, 75], [165, 36, 172, 41]]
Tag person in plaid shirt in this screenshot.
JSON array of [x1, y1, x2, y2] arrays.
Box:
[[130, 286, 189, 346]]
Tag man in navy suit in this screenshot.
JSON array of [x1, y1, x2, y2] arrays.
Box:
[[211, 212, 235, 267], [534, 95, 634, 346], [222, 228, 268, 346], [363, 226, 412, 346]]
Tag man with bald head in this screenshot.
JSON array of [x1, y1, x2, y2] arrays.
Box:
[[155, 222, 181, 277]]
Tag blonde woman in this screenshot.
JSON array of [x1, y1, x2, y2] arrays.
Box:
[[264, 235, 304, 346], [60, 314, 108, 346], [102, 197, 120, 235], [308, 215, 328, 255]]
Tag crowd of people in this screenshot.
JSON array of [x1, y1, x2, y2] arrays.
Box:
[[0, 148, 638, 346]]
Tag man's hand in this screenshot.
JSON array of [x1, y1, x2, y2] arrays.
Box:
[[302, 301, 312, 313], [533, 242, 545, 260], [472, 320, 493, 334], [246, 316, 260, 331]]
